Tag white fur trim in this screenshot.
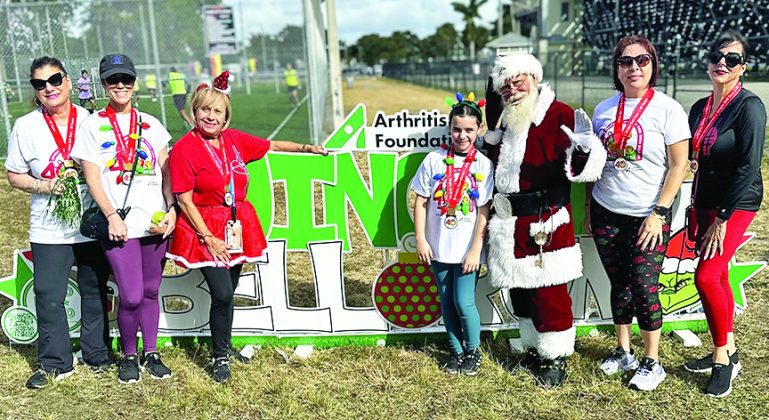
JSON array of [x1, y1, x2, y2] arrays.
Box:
[[492, 53, 543, 92], [517, 317, 537, 349], [529, 207, 571, 237], [487, 225, 583, 289], [564, 134, 607, 183], [532, 84, 555, 127], [535, 326, 576, 359], [165, 252, 267, 268], [493, 84, 556, 194], [483, 129, 502, 146]]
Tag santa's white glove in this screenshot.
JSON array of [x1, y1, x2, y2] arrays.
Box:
[[559, 109, 594, 152]]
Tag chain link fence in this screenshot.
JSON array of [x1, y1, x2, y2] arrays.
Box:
[[0, 0, 326, 158]]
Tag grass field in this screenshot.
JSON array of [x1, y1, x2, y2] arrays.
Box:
[[1, 77, 769, 418]]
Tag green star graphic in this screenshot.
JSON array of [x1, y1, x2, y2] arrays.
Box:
[[729, 261, 766, 309], [0, 252, 33, 305]]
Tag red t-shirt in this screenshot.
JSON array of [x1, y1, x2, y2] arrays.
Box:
[[170, 128, 271, 207]]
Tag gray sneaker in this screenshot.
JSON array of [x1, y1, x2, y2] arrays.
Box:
[[628, 357, 666, 391], [600, 346, 639, 375]]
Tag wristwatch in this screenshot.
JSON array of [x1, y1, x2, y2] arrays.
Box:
[[652, 205, 670, 218]]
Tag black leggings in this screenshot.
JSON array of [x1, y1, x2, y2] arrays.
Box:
[[590, 202, 670, 331], [200, 265, 243, 358], [31, 241, 111, 372]]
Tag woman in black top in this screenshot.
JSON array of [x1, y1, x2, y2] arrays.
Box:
[[684, 31, 766, 398]]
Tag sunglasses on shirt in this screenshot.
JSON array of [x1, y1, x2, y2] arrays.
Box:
[[708, 51, 745, 68], [29, 72, 66, 91], [616, 54, 653, 68], [104, 74, 136, 86]]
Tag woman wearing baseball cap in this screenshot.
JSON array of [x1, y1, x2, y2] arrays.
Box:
[[71, 54, 177, 384]]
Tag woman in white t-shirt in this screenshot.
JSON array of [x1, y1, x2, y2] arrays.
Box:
[[71, 54, 176, 385], [588, 35, 690, 391], [411, 94, 494, 376], [5, 57, 112, 389]]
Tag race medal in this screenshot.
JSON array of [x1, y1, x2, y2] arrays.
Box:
[[224, 192, 234, 206], [534, 231, 548, 246], [689, 159, 699, 174], [447, 207, 456, 217], [444, 216, 458, 229], [613, 158, 629, 171], [121, 172, 133, 185], [63, 168, 78, 178]]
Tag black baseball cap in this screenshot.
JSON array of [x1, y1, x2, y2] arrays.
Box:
[[99, 54, 136, 79]]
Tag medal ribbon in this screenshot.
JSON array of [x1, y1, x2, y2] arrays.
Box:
[[691, 82, 742, 159], [42, 104, 77, 161], [105, 106, 138, 167], [445, 147, 477, 212], [613, 88, 655, 157], [196, 130, 233, 206]]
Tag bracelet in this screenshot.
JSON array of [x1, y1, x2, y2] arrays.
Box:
[[300, 144, 306, 152], [31, 179, 40, 194], [105, 212, 118, 219]]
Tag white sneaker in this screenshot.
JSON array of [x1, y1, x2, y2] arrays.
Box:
[[600, 346, 639, 375], [628, 357, 666, 391]]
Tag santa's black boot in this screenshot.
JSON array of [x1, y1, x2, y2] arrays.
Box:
[[536, 356, 567, 387], [517, 347, 540, 375]]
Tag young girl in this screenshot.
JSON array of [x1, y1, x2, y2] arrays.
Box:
[[411, 93, 494, 376]]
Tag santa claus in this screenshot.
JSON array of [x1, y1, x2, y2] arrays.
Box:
[[483, 53, 606, 386]]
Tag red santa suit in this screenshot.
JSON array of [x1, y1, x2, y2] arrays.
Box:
[[484, 57, 606, 361]]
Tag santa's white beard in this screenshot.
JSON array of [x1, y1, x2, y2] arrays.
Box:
[[501, 88, 539, 135]]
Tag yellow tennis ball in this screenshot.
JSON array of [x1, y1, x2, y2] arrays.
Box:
[[151, 211, 166, 224]]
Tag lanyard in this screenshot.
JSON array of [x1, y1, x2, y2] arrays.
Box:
[[614, 89, 655, 156], [105, 106, 138, 168], [41, 104, 77, 161], [445, 147, 477, 211], [691, 82, 742, 158], [195, 129, 241, 218]]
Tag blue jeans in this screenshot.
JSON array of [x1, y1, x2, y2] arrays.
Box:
[[431, 261, 481, 354]]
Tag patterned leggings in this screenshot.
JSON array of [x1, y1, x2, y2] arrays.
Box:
[[590, 201, 670, 331]]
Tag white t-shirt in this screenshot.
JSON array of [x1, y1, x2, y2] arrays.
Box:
[[5, 105, 94, 244], [592, 91, 690, 217], [410, 148, 494, 264], [71, 109, 171, 239]]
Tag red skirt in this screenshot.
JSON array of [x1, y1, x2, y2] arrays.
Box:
[[167, 201, 268, 268]]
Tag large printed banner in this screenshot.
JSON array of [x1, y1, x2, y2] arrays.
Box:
[[1, 105, 766, 344]]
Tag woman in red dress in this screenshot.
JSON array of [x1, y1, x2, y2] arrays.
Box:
[[168, 72, 327, 383]]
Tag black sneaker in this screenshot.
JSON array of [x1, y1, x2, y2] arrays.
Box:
[[25, 368, 74, 389], [143, 352, 172, 380], [443, 352, 464, 375], [685, 351, 741, 375], [86, 359, 113, 374], [460, 349, 482, 376], [211, 357, 231, 384], [705, 360, 735, 398], [118, 355, 141, 384], [536, 357, 567, 387], [227, 345, 251, 364]]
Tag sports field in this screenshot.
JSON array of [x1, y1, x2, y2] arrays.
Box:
[[0, 77, 768, 418]]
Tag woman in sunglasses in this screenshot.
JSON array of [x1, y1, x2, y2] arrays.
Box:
[[683, 31, 766, 398], [5, 57, 112, 389], [71, 54, 177, 384], [587, 35, 690, 391]]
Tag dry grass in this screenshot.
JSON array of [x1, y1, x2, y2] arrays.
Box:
[[1, 77, 769, 418]]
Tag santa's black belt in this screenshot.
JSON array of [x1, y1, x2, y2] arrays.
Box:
[[503, 187, 569, 217]]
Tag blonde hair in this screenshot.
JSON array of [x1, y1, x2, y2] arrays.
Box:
[[189, 87, 231, 131]]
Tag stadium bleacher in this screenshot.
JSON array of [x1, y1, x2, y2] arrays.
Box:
[[582, 1, 769, 75]]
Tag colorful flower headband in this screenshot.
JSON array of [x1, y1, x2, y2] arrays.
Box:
[[445, 91, 486, 120]]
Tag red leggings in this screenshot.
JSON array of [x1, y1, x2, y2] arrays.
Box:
[[694, 209, 755, 347]]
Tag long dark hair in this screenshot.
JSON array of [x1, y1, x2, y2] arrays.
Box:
[[612, 35, 659, 92]]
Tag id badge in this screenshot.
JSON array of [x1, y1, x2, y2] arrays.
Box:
[[225, 220, 244, 254]]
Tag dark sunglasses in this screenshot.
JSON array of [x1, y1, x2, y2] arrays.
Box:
[[29, 72, 65, 91], [617, 54, 653, 68], [104, 74, 136, 86], [708, 51, 745, 68]]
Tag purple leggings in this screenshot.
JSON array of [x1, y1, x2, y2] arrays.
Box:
[[102, 235, 167, 355]]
